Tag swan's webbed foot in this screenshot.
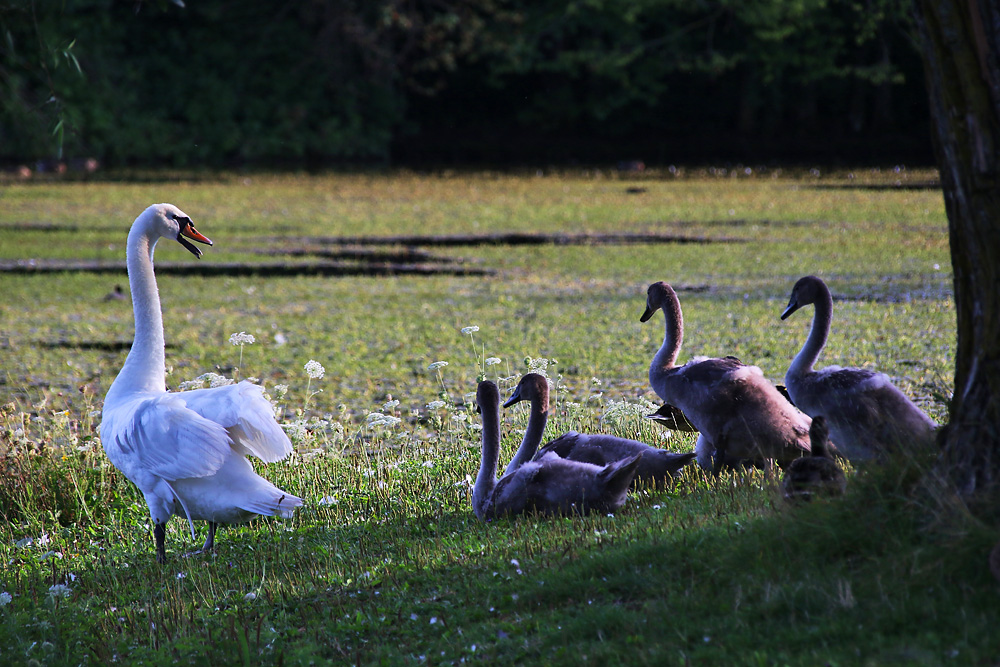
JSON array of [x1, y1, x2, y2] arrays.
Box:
[[154, 523, 167, 564]]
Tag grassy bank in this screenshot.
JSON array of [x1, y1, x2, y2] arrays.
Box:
[[2, 167, 993, 665]]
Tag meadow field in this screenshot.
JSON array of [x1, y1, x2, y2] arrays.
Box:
[[0, 167, 996, 665]]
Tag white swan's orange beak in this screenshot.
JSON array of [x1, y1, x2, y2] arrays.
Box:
[[177, 219, 213, 258]]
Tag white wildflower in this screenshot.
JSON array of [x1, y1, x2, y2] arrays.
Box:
[[229, 332, 255, 346], [427, 361, 449, 371], [180, 372, 234, 390], [426, 400, 446, 410], [273, 384, 289, 398], [382, 398, 400, 411], [244, 592, 257, 602], [202, 372, 234, 388], [304, 360, 325, 379], [176, 572, 186, 580], [318, 496, 337, 506], [460, 325, 479, 335], [0, 592, 11, 606], [367, 413, 402, 428], [47, 584, 72, 599], [282, 420, 308, 443], [451, 412, 468, 423], [485, 357, 501, 366]]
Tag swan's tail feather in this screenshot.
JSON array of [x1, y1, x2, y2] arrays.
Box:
[[240, 487, 303, 519], [599, 453, 643, 496]]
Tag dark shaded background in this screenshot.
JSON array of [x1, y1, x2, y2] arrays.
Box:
[[0, 0, 932, 168]]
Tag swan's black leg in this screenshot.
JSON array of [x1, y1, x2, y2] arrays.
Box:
[[201, 522, 217, 553], [712, 436, 728, 477], [154, 522, 166, 563]]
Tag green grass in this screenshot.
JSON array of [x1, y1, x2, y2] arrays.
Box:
[[1, 167, 994, 665]]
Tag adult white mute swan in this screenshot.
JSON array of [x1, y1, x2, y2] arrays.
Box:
[[781, 275, 937, 461], [504, 373, 696, 486], [473, 380, 641, 520], [641, 281, 815, 472], [100, 204, 302, 562]]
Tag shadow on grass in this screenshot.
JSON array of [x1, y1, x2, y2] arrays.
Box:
[[3, 456, 997, 665]]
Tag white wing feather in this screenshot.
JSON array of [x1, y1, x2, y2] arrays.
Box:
[[178, 381, 292, 463], [109, 393, 232, 480]]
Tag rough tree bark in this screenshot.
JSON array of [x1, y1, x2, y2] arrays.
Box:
[[913, 0, 1000, 506]]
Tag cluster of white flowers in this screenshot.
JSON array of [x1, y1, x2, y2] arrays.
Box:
[[0, 592, 11, 607], [485, 357, 502, 366], [179, 372, 234, 390], [47, 584, 72, 599], [425, 400, 446, 410], [524, 356, 552, 376], [460, 325, 479, 335], [602, 398, 648, 423], [282, 419, 309, 443], [601, 397, 662, 436], [382, 398, 400, 412], [366, 412, 402, 428], [304, 360, 325, 379], [272, 384, 289, 398], [427, 361, 448, 371], [228, 331, 255, 346]]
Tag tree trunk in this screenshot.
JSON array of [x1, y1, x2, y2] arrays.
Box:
[[913, 0, 1000, 507]]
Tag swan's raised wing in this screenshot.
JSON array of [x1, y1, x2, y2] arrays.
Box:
[[179, 381, 293, 463], [104, 394, 232, 480]]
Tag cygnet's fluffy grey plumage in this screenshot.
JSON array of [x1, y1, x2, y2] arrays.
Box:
[[641, 281, 815, 472], [782, 416, 847, 502], [505, 373, 696, 486], [781, 275, 937, 461], [472, 380, 641, 520]]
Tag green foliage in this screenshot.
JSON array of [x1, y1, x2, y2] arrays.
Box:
[[1, 0, 928, 165]]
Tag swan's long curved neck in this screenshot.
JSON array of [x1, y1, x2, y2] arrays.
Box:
[[108, 227, 167, 399], [503, 393, 548, 476], [788, 287, 832, 380], [650, 294, 683, 397], [473, 399, 501, 519]]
